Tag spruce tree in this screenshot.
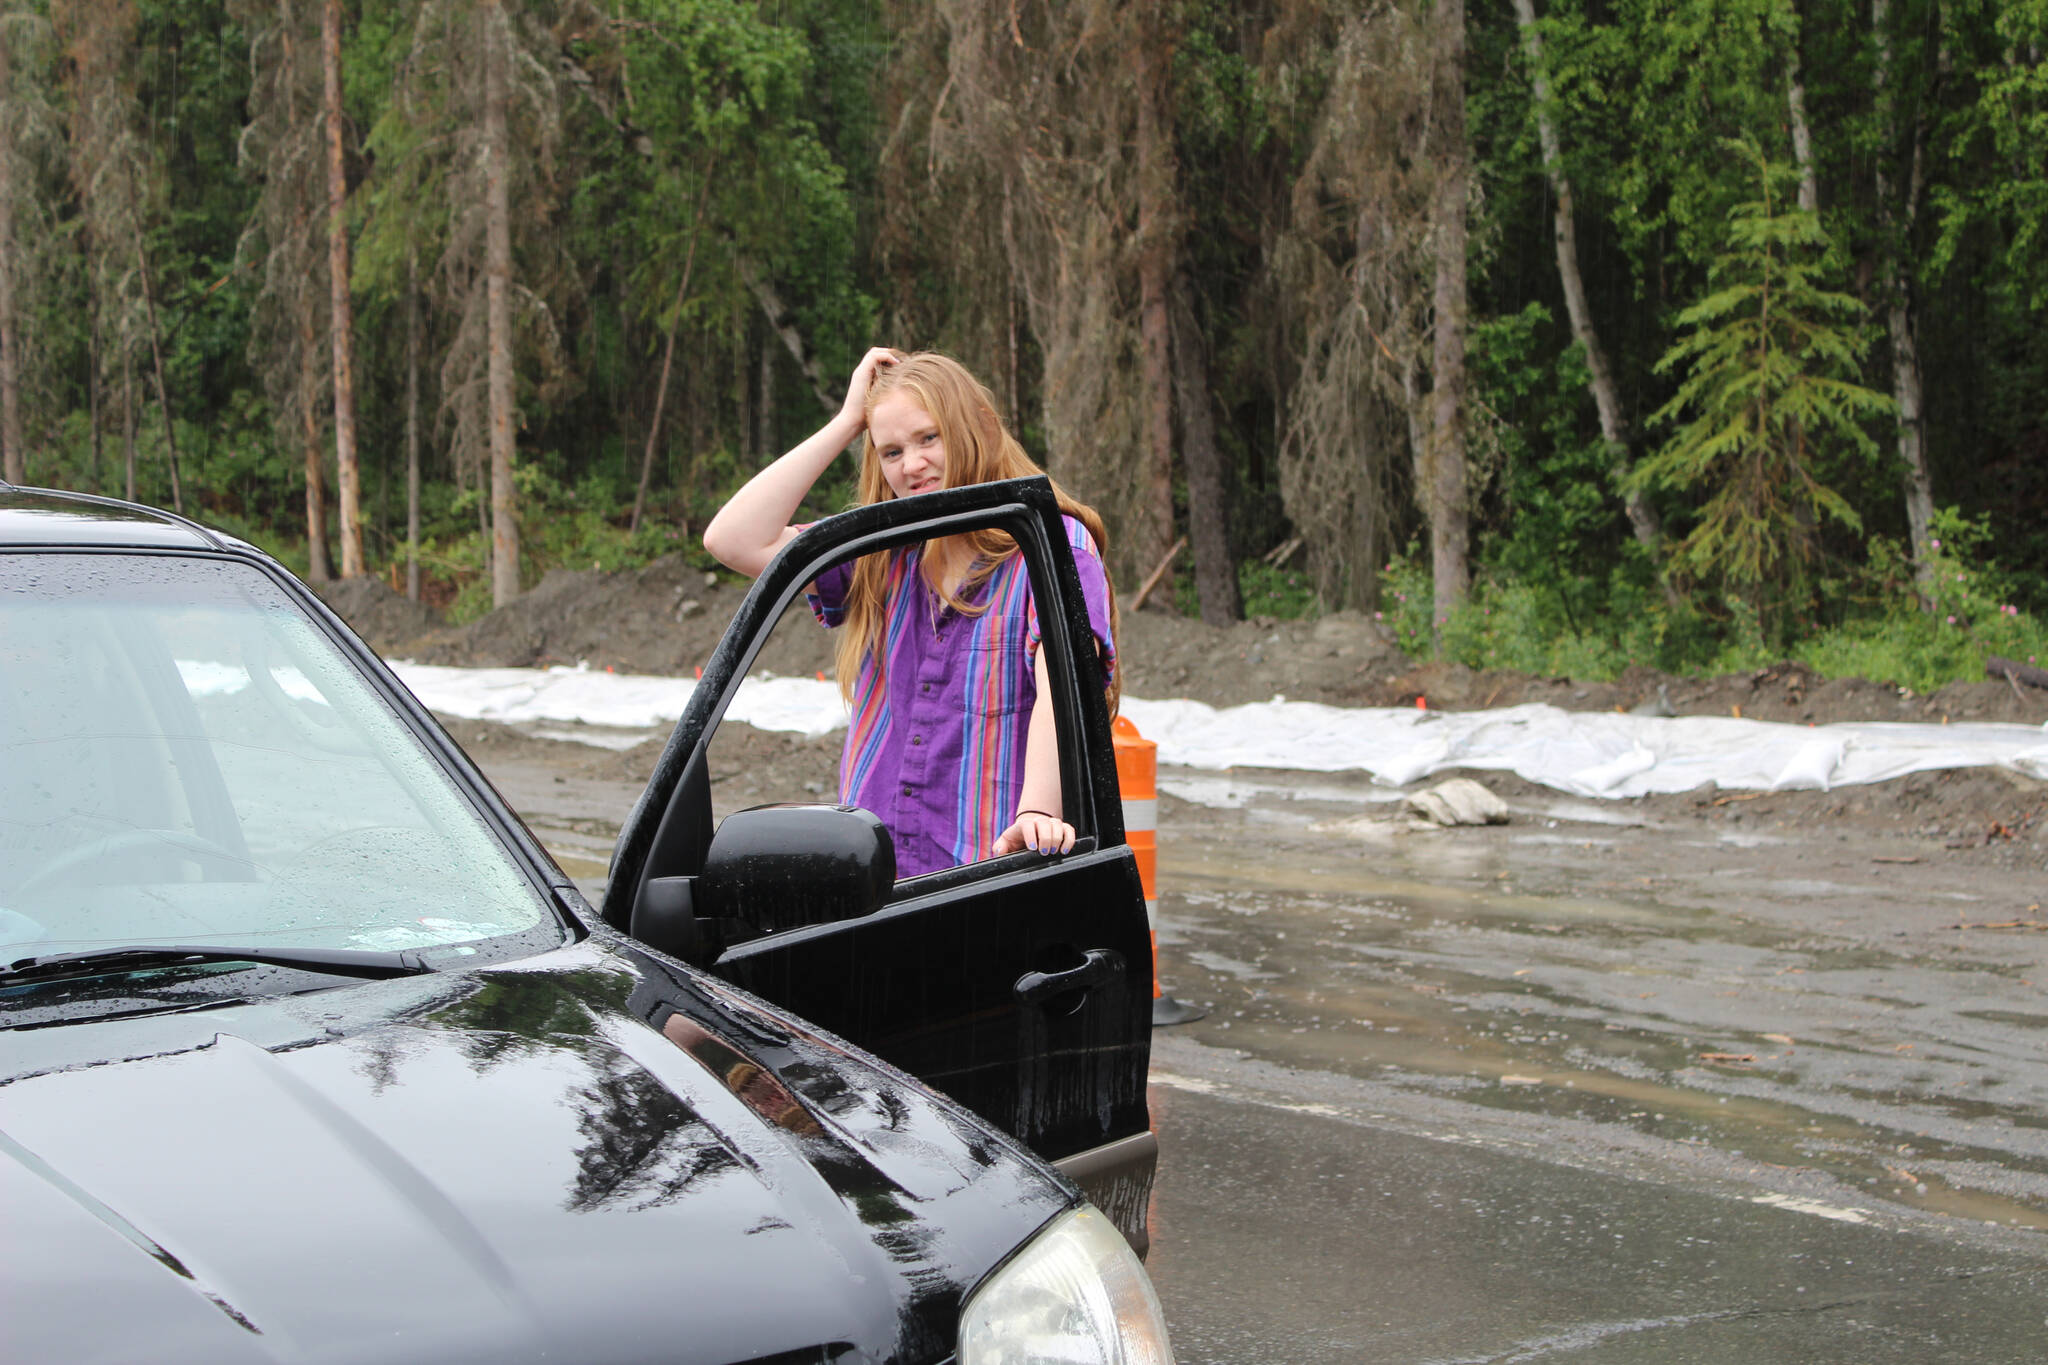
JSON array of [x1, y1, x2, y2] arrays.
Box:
[[1637, 142, 1892, 638]]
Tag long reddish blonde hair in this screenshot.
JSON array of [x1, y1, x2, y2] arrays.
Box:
[[834, 351, 1120, 712]]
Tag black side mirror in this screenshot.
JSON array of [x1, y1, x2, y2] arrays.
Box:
[[696, 805, 896, 936], [630, 875, 702, 963]]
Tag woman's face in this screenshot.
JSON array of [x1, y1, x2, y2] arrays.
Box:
[[869, 391, 948, 500]]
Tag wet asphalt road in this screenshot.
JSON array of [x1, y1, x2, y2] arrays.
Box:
[[1137, 772, 2048, 1362], [478, 738, 2048, 1363], [1142, 1046, 2048, 1363]]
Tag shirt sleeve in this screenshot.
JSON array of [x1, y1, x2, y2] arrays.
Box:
[[1027, 515, 1118, 686], [801, 526, 852, 628]]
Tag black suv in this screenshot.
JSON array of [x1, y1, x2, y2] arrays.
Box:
[[0, 478, 1167, 1364]]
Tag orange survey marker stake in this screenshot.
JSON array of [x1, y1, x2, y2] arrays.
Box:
[[1111, 715, 1206, 1027]]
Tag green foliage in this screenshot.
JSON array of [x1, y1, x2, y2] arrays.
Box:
[[1797, 508, 2048, 692], [1170, 556, 1318, 621], [1385, 504, 2048, 695], [1236, 562, 1318, 620], [1468, 302, 1647, 631], [600, 0, 872, 364], [1386, 547, 1714, 679], [7, 0, 2043, 699], [1636, 143, 1893, 638], [1931, 0, 2048, 311]]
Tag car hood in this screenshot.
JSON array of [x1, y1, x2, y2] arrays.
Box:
[[0, 936, 1069, 1364]]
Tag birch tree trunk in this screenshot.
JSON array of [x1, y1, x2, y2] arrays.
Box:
[[631, 288, 684, 535], [323, 0, 363, 576], [1873, 0, 1934, 585], [1787, 38, 1819, 213], [1133, 2, 1178, 586], [122, 351, 135, 502], [1171, 272, 1239, 626], [88, 284, 102, 484], [757, 332, 774, 460], [632, 246, 698, 533], [404, 246, 420, 601], [0, 34, 22, 485], [483, 0, 520, 607], [293, 186, 330, 580], [300, 339, 330, 578], [275, 0, 328, 578], [1426, 0, 1471, 632], [738, 260, 835, 413], [130, 217, 183, 516], [1511, 0, 1661, 547]]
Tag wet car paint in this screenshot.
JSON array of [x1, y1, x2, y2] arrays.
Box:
[[2, 933, 1070, 1364]]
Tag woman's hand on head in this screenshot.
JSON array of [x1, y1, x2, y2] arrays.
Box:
[[993, 810, 1075, 859], [704, 347, 903, 576], [839, 347, 901, 429]]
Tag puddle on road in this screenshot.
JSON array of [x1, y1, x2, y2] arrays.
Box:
[[1156, 830, 2048, 1233]]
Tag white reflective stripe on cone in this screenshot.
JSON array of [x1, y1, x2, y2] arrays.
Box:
[[1145, 899, 1158, 931], [1122, 797, 1157, 830]]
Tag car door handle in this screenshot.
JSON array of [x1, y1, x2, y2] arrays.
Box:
[[1014, 949, 1124, 1006]]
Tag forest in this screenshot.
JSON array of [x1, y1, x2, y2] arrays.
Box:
[[0, 0, 2042, 689]]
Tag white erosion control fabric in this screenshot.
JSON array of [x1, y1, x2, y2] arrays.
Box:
[[391, 662, 2048, 799]]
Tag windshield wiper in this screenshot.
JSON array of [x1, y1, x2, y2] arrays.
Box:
[[1, 944, 433, 985]]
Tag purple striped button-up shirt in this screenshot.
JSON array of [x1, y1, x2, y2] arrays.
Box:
[[808, 515, 1115, 878]]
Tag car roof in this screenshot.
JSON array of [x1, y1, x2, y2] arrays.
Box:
[[0, 482, 236, 552]]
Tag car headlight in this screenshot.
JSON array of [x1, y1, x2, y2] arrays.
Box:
[[958, 1204, 1173, 1364]]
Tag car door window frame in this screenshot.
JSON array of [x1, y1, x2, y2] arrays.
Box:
[[605, 477, 1127, 935]]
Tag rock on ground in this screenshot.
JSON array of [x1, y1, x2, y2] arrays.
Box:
[[1406, 778, 1511, 826]]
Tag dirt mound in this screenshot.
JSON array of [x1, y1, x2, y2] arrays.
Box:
[[394, 556, 835, 680], [311, 577, 444, 655], [1117, 603, 2046, 725], [1118, 608, 1412, 707]]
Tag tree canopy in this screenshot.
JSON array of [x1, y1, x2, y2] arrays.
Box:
[[2, 0, 2042, 684]]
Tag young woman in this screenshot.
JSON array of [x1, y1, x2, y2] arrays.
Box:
[[702, 347, 1119, 878]]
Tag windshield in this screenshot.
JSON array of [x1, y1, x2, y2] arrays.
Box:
[[0, 551, 560, 978]]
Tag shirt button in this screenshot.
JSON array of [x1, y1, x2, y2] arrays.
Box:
[[910, 735, 922, 746], [920, 683, 930, 693], [901, 784, 913, 796]]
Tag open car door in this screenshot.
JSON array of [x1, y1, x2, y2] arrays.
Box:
[[604, 478, 1154, 1235]]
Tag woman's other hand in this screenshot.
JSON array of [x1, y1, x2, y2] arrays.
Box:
[[993, 810, 1075, 859]]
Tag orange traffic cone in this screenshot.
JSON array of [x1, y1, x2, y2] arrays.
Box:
[[1111, 715, 1206, 1027]]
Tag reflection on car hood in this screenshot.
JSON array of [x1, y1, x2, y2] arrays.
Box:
[[0, 937, 1069, 1364]]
